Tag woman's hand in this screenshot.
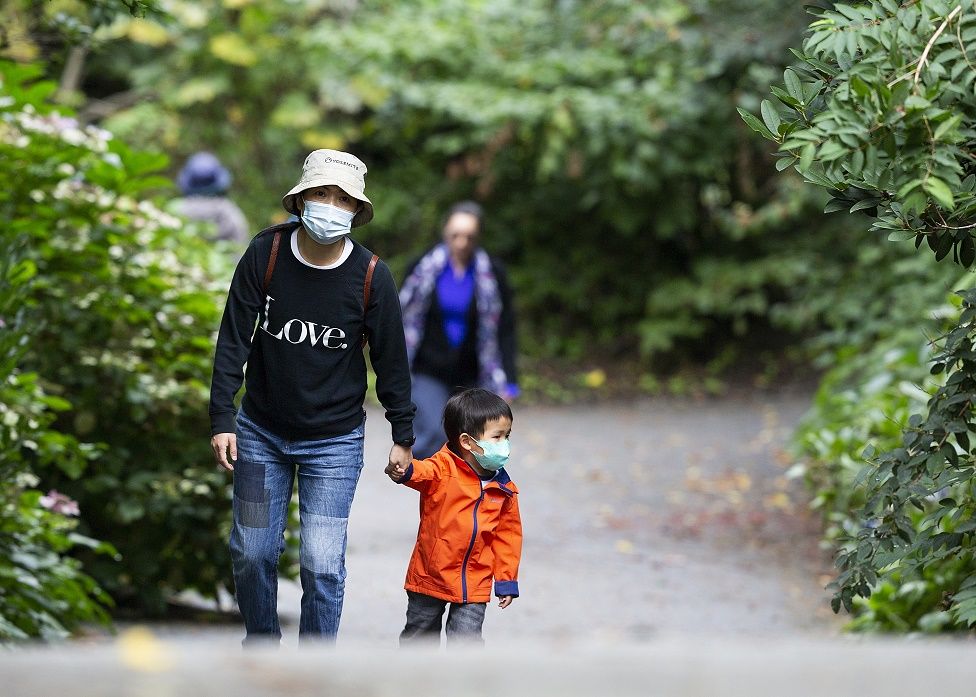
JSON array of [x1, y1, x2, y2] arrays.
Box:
[[498, 596, 515, 609], [385, 461, 406, 482], [387, 443, 412, 481], [211, 433, 237, 471]]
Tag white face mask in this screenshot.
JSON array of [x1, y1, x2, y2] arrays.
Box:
[[301, 200, 355, 244]]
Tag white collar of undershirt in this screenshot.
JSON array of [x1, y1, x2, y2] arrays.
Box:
[[290, 231, 353, 270]]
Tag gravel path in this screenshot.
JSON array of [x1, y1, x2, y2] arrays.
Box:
[[23, 389, 972, 697], [325, 387, 839, 646]]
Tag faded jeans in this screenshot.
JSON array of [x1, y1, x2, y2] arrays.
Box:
[[399, 591, 487, 646], [411, 373, 452, 459], [229, 408, 365, 646]]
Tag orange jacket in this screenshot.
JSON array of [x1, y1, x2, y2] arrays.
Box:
[[399, 445, 522, 604]]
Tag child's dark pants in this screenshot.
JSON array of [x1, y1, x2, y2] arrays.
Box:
[[399, 591, 487, 646]]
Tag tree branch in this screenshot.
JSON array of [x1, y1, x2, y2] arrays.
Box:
[[914, 5, 963, 87], [78, 91, 152, 124]]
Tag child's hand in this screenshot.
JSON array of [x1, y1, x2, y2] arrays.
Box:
[[385, 461, 406, 482], [498, 596, 515, 609]]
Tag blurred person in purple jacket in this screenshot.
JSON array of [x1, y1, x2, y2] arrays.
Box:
[[399, 201, 519, 459]]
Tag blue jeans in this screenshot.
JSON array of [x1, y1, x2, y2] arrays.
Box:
[[411, 373, 451, 459], [229, 408, 365, 645]]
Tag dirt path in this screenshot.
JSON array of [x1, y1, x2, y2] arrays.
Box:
[[326, 386, 839, 646]]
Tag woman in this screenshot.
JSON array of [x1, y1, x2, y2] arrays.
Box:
[[209, 149, 416, 645], [399, 201, 518, 459]]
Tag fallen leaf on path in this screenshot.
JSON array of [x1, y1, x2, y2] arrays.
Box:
[[615, 539, 635, 555], [583, 369, 606, 388], [764, 492, 793, 511], [667, 491, 686, 505], [117, 626, 175, 672]]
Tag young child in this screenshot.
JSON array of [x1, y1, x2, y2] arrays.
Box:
[[385, 387, 522, 645]]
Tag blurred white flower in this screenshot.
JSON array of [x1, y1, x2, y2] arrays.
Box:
[[61, 128, 85, 145]]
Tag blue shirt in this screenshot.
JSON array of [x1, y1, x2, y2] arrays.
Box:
[[436, 263, 476, 348]]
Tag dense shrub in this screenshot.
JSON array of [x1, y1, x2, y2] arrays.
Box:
[[0, 201, 112, 641], [744, 0, 976, 630], [1, 60, 238, 614]]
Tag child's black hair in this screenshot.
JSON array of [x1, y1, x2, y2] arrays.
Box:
[[443, 388, 513, 451]]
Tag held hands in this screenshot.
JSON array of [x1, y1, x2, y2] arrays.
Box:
[[384, 461, 406, 482], [211, 432, 237, 471], [498, 596, 515, 609], [386, 443, 412, 482]]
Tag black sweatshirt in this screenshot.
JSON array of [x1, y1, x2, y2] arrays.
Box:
[[209, 224, 416, 443]]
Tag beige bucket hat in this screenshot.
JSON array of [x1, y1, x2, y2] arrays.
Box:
[[282, 149, 374, 227]]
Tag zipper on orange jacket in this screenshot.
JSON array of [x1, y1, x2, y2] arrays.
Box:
[[461, 482, 485, 603]]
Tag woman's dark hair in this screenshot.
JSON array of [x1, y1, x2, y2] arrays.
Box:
[[440, 200, 484, 233], [443, 388, 512, 450]]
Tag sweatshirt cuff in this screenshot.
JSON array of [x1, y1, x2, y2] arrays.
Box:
[[494, 580, 519, 597], [211, 410, 237, 436], [391, 422, 415, 445]]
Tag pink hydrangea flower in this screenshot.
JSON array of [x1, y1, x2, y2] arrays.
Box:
[[39, 490, 80, 516]]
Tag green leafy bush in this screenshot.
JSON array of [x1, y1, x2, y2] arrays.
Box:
[[0, 205, 112, 641], [743, 0, 976, 630], [1, 60, 238, 613]]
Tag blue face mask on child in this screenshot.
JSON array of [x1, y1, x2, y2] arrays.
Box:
[[471, 438, 510, 471], [301, 200, 355, 244]]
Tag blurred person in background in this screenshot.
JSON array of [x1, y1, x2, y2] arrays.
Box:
[[173, 151, 249, 246], [399, 201, 519, 459]]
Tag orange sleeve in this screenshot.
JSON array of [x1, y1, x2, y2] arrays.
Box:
[[400, 457, 443, 493], [491, 493, 522, 597]]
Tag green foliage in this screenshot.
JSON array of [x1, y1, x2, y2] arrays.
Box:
[[846, 552, 976, 632], [0, 188, 112, 641], [831, 287, 976, 622], [81, 0, 865, 364], [0, 59, 238, 614], [742, 0, 976, 265], [0, 486, 115, 641], [1, 1, 164, 63], [746, 0, 976, 631]]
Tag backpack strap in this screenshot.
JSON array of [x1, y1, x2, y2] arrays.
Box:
[[362, 254, 379, 348], [262, 231, 282, 294]]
